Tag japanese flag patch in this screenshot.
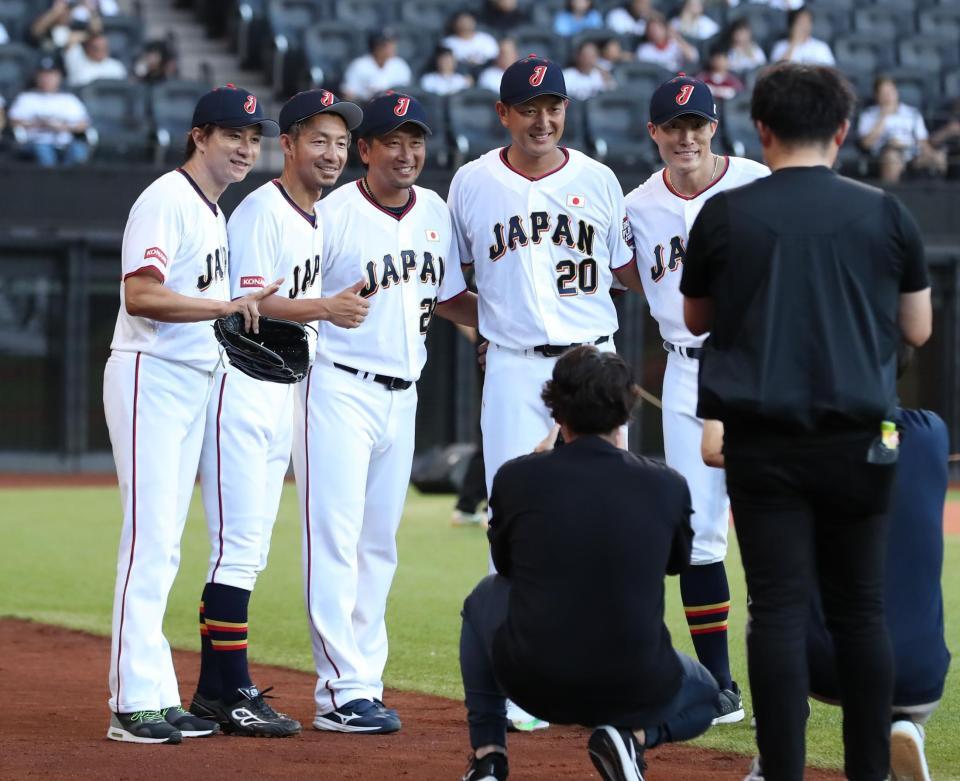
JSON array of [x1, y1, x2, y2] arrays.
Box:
[[566, 194, 586, 208], [425, 229, 440, 241]]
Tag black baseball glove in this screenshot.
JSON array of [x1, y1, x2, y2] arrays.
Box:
[[213, 313, 315, 384]]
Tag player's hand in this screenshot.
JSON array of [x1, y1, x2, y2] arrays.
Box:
[[325, 279, 370, 329], [534, 424, 561, 453], [228, 278, 283, 334], [477, 339, 489, 370]]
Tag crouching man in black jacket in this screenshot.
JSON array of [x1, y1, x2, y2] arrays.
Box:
[[458, 345, 719, 781]]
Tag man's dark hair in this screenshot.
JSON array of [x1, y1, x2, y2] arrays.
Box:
[[183, 123, 215, 162], [541, 346, 640, 435], [751, 63, 855, 145]]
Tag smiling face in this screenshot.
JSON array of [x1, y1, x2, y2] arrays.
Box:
[[358, 125, 426, 193], [284, 112, 350, 191], [648, 114, 718, 176], [497, 94, 567, 160], [195, 124, 262, 185]]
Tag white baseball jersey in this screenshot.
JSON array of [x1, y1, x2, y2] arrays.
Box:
[[625, 156, 770, 348], [315, 181, 466, 381], [448, 147, 633, 349], [111, 168, 230, 371], [227, 178, 323, 359]]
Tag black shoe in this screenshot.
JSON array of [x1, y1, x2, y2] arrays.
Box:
[[374, 698, 399, 718], [107, 710, 182, 744], [163, 705, 219, 737], [462, 751, 508, 781], [189, 691, 228, 726], [712, 682, 746, 725], [588, 725, 646, 781], [220, 686, 301, 737], [313, 698, 402, 733]]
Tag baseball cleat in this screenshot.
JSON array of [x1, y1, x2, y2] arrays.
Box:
[[163, 705, 220, 737], [588, 725, 646, 781], [742, 755, 765, 781], [313, 698, 401, 733], [505, 700, 548, 732], [107, 710, 183, 744], [890, 720, 931, 781], [712, 683, 746, 725], [462, 750, 509, 781], [191, 686, 301, 737]]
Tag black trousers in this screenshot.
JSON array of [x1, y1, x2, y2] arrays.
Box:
[[725, 433, 895, 781], [459, 575, 718, 750]]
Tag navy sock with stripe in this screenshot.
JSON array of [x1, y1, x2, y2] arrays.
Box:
[[680, 561, 733, 691], [196, 583, 220, 699], [200, 582, 253, 702]]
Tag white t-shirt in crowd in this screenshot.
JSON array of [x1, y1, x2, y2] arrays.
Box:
[[562, 67, 608, 100], [727, 44, 767, 72], [442, 32, 499, 66], [420, 71, 472, 96], [770, 37, 835, 65], [858, 104, 929, 160], [477, 66, 504, 94], [64, 43, 128, 87], [341, 55, 412, 101], [670, 15, 719, 41], [606, 7, 647, 35], [8, 90, 89, 145], [637, 40, 688, 72]]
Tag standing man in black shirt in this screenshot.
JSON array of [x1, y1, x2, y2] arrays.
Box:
[[680, 64, 932, 781], [458, 346, 719, 781]]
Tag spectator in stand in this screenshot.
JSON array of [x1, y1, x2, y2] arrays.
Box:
[[477, 38, 517, 93], [636, 14, 698, 73], [0, 22, 8, 45], [770, 7, 835, 66], [420, 46, 473, 96], [341, 30, 412, 102], [729, 0, 803, 9], [442, 11, 499, 68], [697, 46, 744, 101], [671, 0, 720, 42], [9, 56, 90, 166], [858, 76, 946, 183], [606, 0, 652, 37], [477, 0, 531, 38], [563, 40, 613, 100], [598, 37, 633, 72], [725, 18, 767, 74], [0, 95, 6, 135], [929, 98, 960, 180], [554, 0, 604, 38], [133, 40, 179, 84], [64, 32, 127, 87], [31, 0, 116, 52]]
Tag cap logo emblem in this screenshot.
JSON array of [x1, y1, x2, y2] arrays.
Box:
[[675, 85, 694, 105], [243, 95, 257, 114], [394, 96, 410, 116], [529, 65, 547, 87], [321, 90, 334, 106]]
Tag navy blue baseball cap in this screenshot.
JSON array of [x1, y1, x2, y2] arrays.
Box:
[[649, 75, 718, 126], [499, 54, 567, 105], [355, 91, 431, 138], [279, 88, 363, 134], [192, 84, 280, 136]]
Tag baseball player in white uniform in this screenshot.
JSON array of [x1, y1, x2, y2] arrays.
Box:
[[625, 75, 769, 724], [188, 90, 366, 738], [292, 92, 478, 733], [102, 86, 280, 744], [447, 56, 645, 731]]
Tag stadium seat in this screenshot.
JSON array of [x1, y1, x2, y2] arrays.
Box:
[[918, 7, 960, 38], [77, 79, 153, 162], [448, 87, 507, 164], [399, 0, 458, 32], [0, 0, 34, 43], [561, 98, 589, 155], [851, 7, 911, 39], [612, 61, 674, 97], [0, 42, 36, 102], [100, 14, 144, 67], [149, 79, 211, 164], [333, 0, 399, 29], [508, 25, 569, 67], [898, 36, 958, 76], [267, 0, 328, 96], [725, 5, 787, 52], [386, 22, 436, 82], [834, 33, 896, 73], [233, 0, 270, 68], [719, 93, 763, 161], [583, 87, 658, 169], [943, 69, 960, 100], [302, 23, 362, 94]]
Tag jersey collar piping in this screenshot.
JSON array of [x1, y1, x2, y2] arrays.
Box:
[[499, 146, 570, 182], [355, 179, 416, 221], [662, 155, 730, 201], [272, 179, 317, 228], [176, 167, 218, 216]]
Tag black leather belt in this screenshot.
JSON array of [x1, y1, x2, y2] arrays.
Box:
[[533, 335, 610, 358], [334, 363, 413, 391], [663, 341, 704, 359]]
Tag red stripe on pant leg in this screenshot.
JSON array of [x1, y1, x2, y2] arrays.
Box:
[[303, 368, 340, 710], [115, 351, 142, 709], [210, 374, 228, 583]]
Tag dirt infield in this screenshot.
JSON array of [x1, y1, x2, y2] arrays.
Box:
[[0, 618, 845, 781]]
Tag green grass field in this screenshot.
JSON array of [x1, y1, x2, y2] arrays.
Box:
[[2, 485, 957, 777]]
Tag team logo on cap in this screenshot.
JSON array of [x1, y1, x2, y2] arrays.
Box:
[[675, 85, 694, 106], [529, 65, 547, 87], [244, 95, 257, 114], [394, 96, 410, 116], [321, 90, 334, 106]]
